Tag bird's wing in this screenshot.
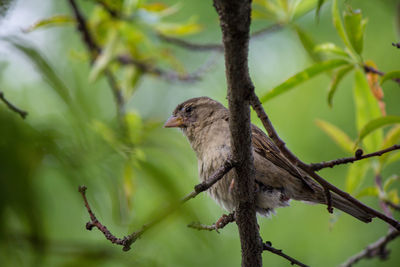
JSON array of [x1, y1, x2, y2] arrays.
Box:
[[251, 124, 315, 192]]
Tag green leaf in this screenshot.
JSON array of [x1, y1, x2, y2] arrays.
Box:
[[332, 0, 353, 53], [353, 69, 383, 152], [314, 42, 350, 58], [122, 66, 142, 99], [327, 65, 353, 107], [316, 0, 326, 21], [346, 161, 369, 194], [125, 111, 143, 144], [293, 0, 320, 20], [380, 125, 400, 166], [155, 17, 202, 36], [387, 189, 400, 205], [260, 59, 349, 103], [356, 186, 378, 198], [89, 30, 119, 82], [23, 15, 74, 32], [357, 116, 400, 144], [294, 25, 323, 62], [5, 37, 71, 104], [123, 162, 135, 207], [343, 8, 367, 55], [380, 70, 400, 85], [384, 175, 399, 192], [385, 152, 400, 167], [316, 119, 354, 153]]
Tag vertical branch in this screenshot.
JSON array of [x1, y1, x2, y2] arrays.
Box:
[[213, 0, 263, 266], [67, 0, 125, 119]]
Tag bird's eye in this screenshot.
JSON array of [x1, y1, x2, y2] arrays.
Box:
[[185, 106, 193, 113]]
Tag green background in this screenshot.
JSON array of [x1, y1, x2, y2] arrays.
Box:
[[0, 0, 399, 266]]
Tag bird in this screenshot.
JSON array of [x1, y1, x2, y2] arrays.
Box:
[[164, 96, 374, 223]]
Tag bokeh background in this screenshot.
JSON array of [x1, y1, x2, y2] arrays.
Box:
[[0, 0, 399, 266]]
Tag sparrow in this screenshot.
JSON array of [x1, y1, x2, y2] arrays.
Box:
[[164, 97, 373, 222]]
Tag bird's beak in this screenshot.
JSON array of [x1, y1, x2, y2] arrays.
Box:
[[164, 115, 184, 128]]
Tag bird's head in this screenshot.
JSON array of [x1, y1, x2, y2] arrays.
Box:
[[164, 97, 228, 140]]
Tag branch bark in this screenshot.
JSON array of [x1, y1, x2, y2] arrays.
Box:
[[0, 91, 28, 119], [310, 145, 400, 171], [213, 0, 263, 266], [250, 92, 400, 230], [340, 229, 400, 267], [262, 241, 309, 267], [79, 159, 234, 251]]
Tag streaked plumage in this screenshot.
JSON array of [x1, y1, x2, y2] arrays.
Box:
[[165, 97, 374, 222]]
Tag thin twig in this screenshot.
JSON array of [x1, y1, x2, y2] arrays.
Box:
[[116, 53, 219, 83], [181, 158, 235, 202], [340, 229, 400, 267], [158, 34, 223, 52], [385, 201, 400, 211], [262, 241, 309, 267], [364, 64, 400, 85], [0, 91, 28, 119], [310, 145, 400, 171], [251, 23, 283, 39], [188, 212, 235, 233], [375, 174, 394, 223], [392, 42, 400, 49], [157, 23, 282, 52], [249, 92, 400, 230], [68, 0, 125, 117], [79, 159, 235, 251]]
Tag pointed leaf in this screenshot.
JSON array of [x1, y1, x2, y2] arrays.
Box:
[[356, 186, 378, 198], [346, 161, 369, 194], [23, 15, 74, 32], [384, 175, 399, 192], [314, 42, 350, 58], [343, 8, 367, 55], [380, 125, 400, 165], [261, 59, 349, 103], [5, 37, 71, 104], [332, 0, 353, 51], [387, 189, 399, 205], [315, 119, 354, 153], [316, 0, 326, 21], [357, 116, 400, 144], [327, 65, 353, 107], [353, 69, 383, 151], [386, 151, 400, 167], [294, 25, 323, 62], [89, 30, 119, 82], [380, 70, 400, 85]]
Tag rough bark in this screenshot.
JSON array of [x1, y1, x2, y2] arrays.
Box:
[[213, 0, 263, 266]]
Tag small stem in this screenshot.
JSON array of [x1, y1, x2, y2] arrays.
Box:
[[262, 241, 309, 267], [0, 91, 28, 119], [310, 145, 400, 171]]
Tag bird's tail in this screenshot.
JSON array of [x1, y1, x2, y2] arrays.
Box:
[[328, 193, 374, 223]]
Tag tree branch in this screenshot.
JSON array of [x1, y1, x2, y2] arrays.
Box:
[[340, 229, 400, 267], [187, 212, 235, 233], [392, 42, 400, 49], [385, 201, 400, 211], [249, 92, 400, 230], [0, 91, 28, 119], [157, 23, 282, 52], [262, 241, 309, 267], [310, 145, 400, 171], [68, 0, 125, 117], [116, 53, 219, 83], [213, 0, 263, 266], [363, 64, 400, 85], [79, 159, 234, 251]]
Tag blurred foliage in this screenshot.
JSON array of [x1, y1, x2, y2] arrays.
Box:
[[0, 0, 400, 266]]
